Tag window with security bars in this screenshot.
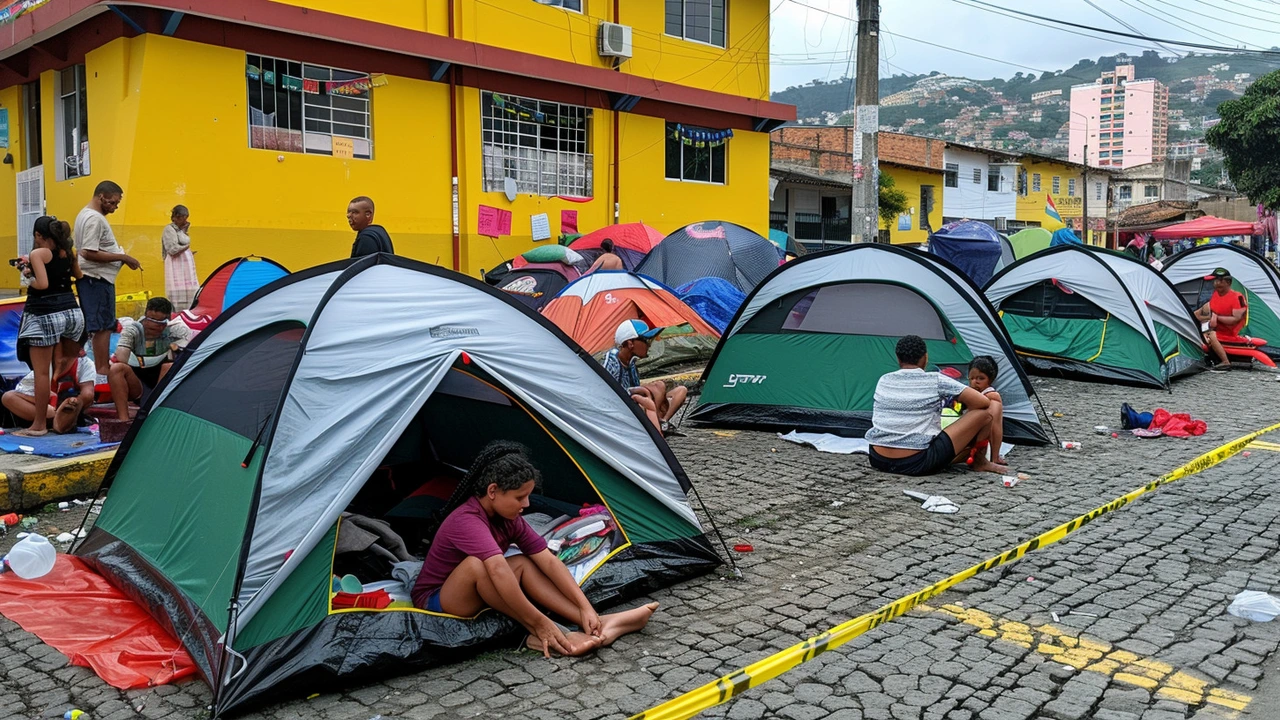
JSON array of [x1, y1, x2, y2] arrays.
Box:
[[246, 54, 373, 159], [482, 91, 593, 197], [57, 65, 88, 181], [1052, 176, 1061, 194], [665, 122, 726, 184], [666, 0, 727, 47]]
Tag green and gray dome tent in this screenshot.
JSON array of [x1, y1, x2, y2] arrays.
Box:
[[690, 243, 1049, 445], [1163, 243, 1280, 363], [985, 245, 1206, 388], [73, 254, 720, 715]]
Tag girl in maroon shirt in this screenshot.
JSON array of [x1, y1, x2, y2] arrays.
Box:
[[413, 441, 657, 657]]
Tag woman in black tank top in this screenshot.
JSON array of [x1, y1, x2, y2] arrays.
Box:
[[15, 216, 86, 436]]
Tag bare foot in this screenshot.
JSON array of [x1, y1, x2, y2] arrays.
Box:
[[14, 427, 47, 438], [525, 630, 602, 657], [598, 602, 660, 647], [52, 398, 80, 434], [971, 459, 1008, 475]]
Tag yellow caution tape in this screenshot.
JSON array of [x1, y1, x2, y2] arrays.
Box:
[[632, 421, 1280, 720]]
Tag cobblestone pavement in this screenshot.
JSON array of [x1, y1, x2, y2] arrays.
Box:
[[3, 370, 1280, 720]]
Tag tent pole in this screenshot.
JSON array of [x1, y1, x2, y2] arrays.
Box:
[[688, 483, 741, 578]]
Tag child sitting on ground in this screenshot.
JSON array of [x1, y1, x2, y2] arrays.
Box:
[[410, 440, 658, 657], [965, 356, 1005, 464]]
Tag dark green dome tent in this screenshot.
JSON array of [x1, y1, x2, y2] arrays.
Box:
[[985, 245, 1206, 388], [690, 243, 1049, 445], [74, 254, 721, 715]]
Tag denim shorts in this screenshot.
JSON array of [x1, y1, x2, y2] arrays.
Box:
[[78, 276, 116, 332]]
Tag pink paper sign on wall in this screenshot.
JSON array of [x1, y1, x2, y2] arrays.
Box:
[[561, 210, 578, 234], [478, 205, 513, 237]]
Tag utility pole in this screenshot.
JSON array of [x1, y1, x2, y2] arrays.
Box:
[[1082, 145, 1089, 245], [851, 0, 880, 243]]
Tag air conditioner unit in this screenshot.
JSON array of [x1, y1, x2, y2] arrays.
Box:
[[599, 22, 632, 60]]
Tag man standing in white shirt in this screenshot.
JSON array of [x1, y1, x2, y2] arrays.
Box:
[[76, 180, 141, 384]]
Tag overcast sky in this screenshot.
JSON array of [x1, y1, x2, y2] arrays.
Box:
[[768, 0, 1280, 92]]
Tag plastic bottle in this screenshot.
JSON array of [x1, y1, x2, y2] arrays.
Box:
[[7, 534, 56, 579], [1061, 441, 1082, 450]]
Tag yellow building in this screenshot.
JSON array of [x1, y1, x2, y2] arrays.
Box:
[[0, 0, 792, 293], [1015, 153, 1110, 246], [878, 164, 944, 246]]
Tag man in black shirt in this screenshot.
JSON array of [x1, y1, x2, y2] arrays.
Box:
[[348, 196, 394, 257]]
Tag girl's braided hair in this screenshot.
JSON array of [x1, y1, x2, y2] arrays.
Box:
[[430, 441, 542, 536]]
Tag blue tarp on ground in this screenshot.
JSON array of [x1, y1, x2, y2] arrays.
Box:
[[675, 277, 747, 334], [1051, 228, 1084, 248], [928, 220, 1006, 287]]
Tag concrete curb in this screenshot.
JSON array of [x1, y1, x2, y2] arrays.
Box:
[[0, 450, 115, 513]]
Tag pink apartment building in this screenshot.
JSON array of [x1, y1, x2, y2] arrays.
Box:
[[1069, 64, 1169, 169]]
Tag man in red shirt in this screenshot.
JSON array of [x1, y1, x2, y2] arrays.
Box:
[[1195, 267, 1247, 370]]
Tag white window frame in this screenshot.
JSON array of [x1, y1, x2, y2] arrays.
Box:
[[987, 166, 1001, 192], [666, 122, 726, 185], [55, 65, 88, 182], [536, 0, 582, 11], [246, 54, 374, 159], [944, 163, 959, 188], [482, 91, 593, 197], [1119, 185, 1133, 200], [1144, 184, 1160, 198], [665, 0, 727, 48]]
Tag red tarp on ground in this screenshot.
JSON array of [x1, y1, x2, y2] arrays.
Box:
[[0, 555, 196, 689], [1150, 216, 1258, 239]]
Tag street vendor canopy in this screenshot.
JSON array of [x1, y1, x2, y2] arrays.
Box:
[[1151, 216, 1257, 239]]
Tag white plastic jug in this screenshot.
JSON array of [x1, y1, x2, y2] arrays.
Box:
[[6, 534, 56, 579]]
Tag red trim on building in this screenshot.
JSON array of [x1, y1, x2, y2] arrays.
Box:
[[0, 0, 794, 126]]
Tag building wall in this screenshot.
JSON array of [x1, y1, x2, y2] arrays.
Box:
[[1015, 157, 1107, 245], [879, 165, 943, 246], [0, 30, 771, 291], [1068, 84, 1100, 166], [277, 0, 771, 102], [1069, 73, 1167, 169], [941, 147, 1016, 222]]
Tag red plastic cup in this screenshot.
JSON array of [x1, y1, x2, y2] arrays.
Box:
[[733, 544, 754, 553]]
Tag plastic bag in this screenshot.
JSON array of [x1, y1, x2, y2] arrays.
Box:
[[1227, 590, 1280, 622]]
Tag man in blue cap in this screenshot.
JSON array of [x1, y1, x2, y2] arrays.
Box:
[[602, 319, 688, 434]]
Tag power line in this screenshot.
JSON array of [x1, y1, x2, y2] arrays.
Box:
[[1111, 0, 1243, 48], [1081, 0, 1183, 57], [956, 0, 1280, 54]]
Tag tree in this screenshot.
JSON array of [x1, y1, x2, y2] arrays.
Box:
[[879, 172, 910, 226], [1206, 69, 1280, 208]]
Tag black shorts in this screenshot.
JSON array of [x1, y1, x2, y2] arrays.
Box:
[[134, 364, 163, 390], [868, 432, 957, 476], [78, 276, 116, 332]]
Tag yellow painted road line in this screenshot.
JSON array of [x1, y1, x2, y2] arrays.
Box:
[[631, 421, 1280, 720], [921, 603, 1250, 714]]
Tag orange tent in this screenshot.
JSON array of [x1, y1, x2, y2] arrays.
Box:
[[541, 271, 719, 357]]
